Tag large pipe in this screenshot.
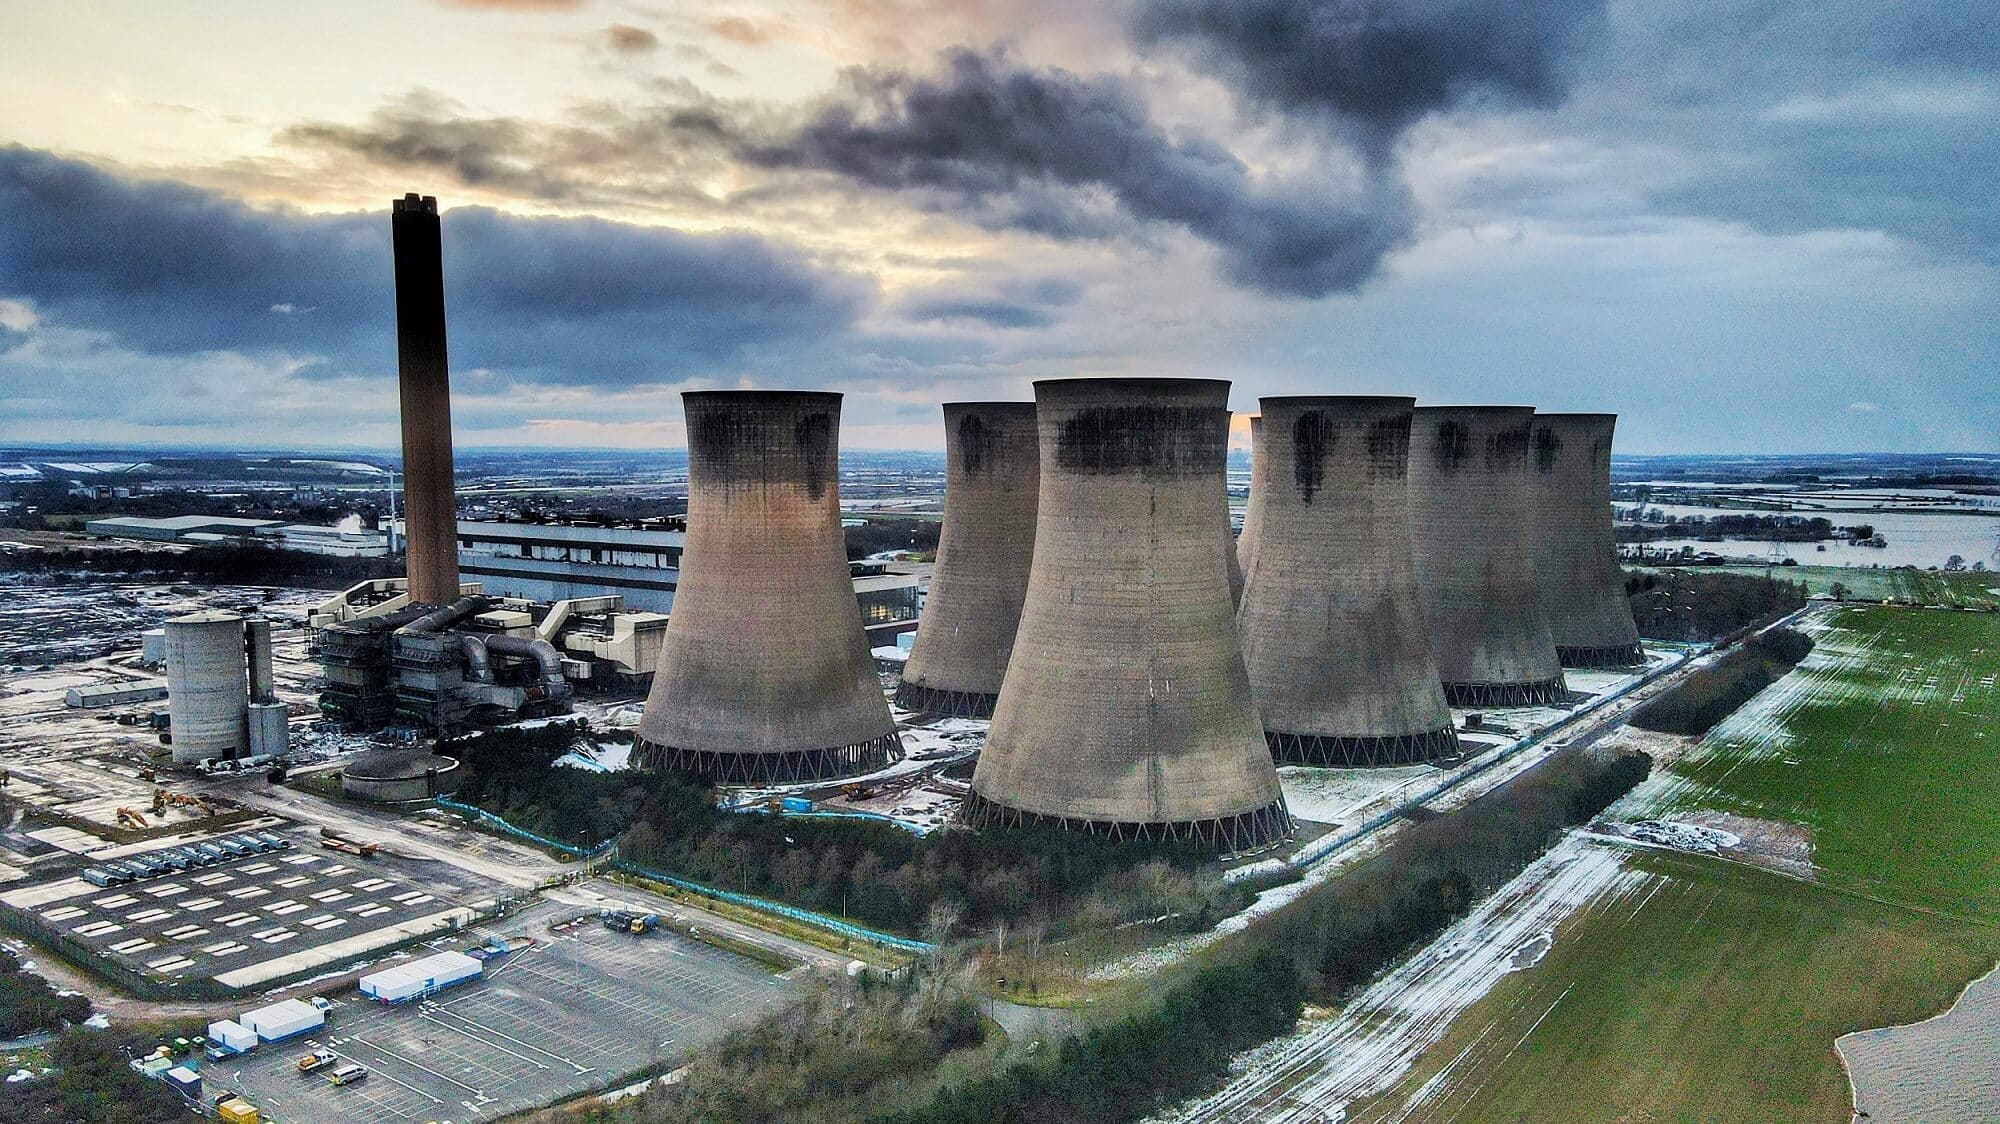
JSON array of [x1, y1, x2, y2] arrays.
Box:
[[391, 193, 461, 606], [1236, 397, 1458, 765], [895, 402, 1038, 718], [636, 391, 902, 784], [1407, 406, 1567, 706], [395, 595, 491, 637], [966, 378, 1292, 853], [1530, 413, 1645, 667], [483, 634, 567, 690]]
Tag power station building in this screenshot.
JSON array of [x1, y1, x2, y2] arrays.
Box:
[[1236, 397, 1459, 765], [895, 402, 1038, 718], [635, 391, 903, 783], [966, 378, 1292, 852], [1408, 406, 1567, 706], [1530, 413, 1645, 667]]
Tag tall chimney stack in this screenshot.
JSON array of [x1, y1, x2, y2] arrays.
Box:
[[391, 193, 460, 606]]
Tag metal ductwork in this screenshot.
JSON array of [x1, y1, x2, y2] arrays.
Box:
[[966, 378, 1292, 854], [482, 635, 568, 693], [895, 402, 1039, 719], [636, 391, 902, 784], [1530, 413, 1645, 668], [395, 596, 491, 637], [1408, 406, 1568, 707], [1236, 397, 1459, 766], [458, 634, 492, 682]]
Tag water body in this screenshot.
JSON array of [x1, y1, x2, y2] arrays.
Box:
[[1839, 961, 2000, 1123]]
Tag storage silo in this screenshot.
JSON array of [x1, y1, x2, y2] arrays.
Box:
[[1237, 397, 1459, 765], [966, 378, 1292, 852], [636, 391, 902, 782], [895, 402, 1038, 718], [164, 610, 248, 763], [1408, 406, 1568, 706]]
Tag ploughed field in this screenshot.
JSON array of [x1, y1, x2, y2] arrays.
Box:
[[1338, 605, 2000, 1122]]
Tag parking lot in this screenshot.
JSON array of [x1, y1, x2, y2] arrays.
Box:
[[0, 831, 503, 990], [208, 906, 798, 1122]]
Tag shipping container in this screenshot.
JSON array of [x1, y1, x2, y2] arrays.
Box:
[[781, 796, 815, 813], [240, 998, 324, 1042], [357, 951, 482, 1004], [164, 1065, 202, 1097], [82, 868, 115, 887], [216, 1099, 261, 1124]]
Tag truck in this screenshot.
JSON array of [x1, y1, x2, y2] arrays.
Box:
[[601, 909, 660, 934], [296, 1048, 337, 1073]]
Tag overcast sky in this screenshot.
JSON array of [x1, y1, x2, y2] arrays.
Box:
[[1, 0, 1994, 454]]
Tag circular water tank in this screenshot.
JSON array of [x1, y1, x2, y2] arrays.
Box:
[[165, 610, 248, 764], [341, 750, 461, 802]]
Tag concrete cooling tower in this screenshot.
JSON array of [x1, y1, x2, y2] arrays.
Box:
[[1408, 406, 1568, 707], [636, 391, 902, 783], [1236, 415, 1266, 587], [390, 194, 461, 607], [1530, 413, 1644, 667], [895, 402, 1039, 718], [1236, 397, 1459, 765], [965, 378, 1292, 852]]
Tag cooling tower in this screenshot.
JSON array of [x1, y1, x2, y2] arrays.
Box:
[[1530, 413, 1644, 667], [1237, 397, 1459, 765], [1408, 406, 1568, 707], [391, 193, 460, 606], [895, 402, 1038, 718], [1237, 415, 1265, 588], [165, 610, 248, 763], [636, 391, 901, 783], [966, 378, 1292, 852]]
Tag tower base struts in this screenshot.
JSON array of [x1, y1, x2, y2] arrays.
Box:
[[1440, 675, 1570, 708], [892, 681, 998, 719], [635, 734, 901, 785], [1557, 643, 1647, 669], [957, 789, 1294, 855], [1266, 725, 1461, 768]]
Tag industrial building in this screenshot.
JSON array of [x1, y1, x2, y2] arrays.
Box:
[[431, 516, 921, 633], [1530, 413, 1646, 667], [968, 378, 1292, 852], [84, 515, 388, 556], [1236, 397, 1460, 765], [162, 610, 288, 764], [1407, 406, 1568, 706], [635, 391, 903, 784], [895, 402, 1039, 718], [65, 680, 167, 708]]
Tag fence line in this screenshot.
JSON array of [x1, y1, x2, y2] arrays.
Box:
[[431, 796, 932, 954]]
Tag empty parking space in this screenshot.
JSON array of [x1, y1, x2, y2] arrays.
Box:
[[209, 908, 797, 1122]]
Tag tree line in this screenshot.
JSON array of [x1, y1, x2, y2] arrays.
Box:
[[1630, 627, 1814, 737]]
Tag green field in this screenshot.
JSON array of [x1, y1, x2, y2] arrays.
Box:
[[1667, 606, 2000, 917], [1640, 563, 2000, 609], [1350, 851, 2000, 1123], [1346, 605, 2000, 1121]]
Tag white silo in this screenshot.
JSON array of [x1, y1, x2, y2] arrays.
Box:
[[165, 610, 249, 763]]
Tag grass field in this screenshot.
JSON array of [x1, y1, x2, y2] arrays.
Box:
[[1338, 604, 2000, 1122], [1348, 850, 2000, 1123], [1638, 563, 2000, 608], [1665, 606, 2000, 917]]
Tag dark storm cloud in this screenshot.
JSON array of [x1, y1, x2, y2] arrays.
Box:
[[751, 50, 1411, 297], [605, 24, 659, 53], [1131, 0, 1608, 160], [0, 146, 868, 385]]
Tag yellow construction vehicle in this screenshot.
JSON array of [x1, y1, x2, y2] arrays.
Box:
[[115, 807, 149, 830]]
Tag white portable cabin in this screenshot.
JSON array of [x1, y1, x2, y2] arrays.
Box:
[[206, 1019, 257, 1053], [358, 950, 483, 1003], [239, 998, 325, 1042]]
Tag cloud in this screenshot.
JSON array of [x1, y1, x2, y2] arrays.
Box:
[[749, 49, 1411, 296], [436, 0, 584, 10], [605, 24, 659, 53], [0, 145, 871, 387], [1848, 401, 1880, 413], [1130, 0, 1608, 160]]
